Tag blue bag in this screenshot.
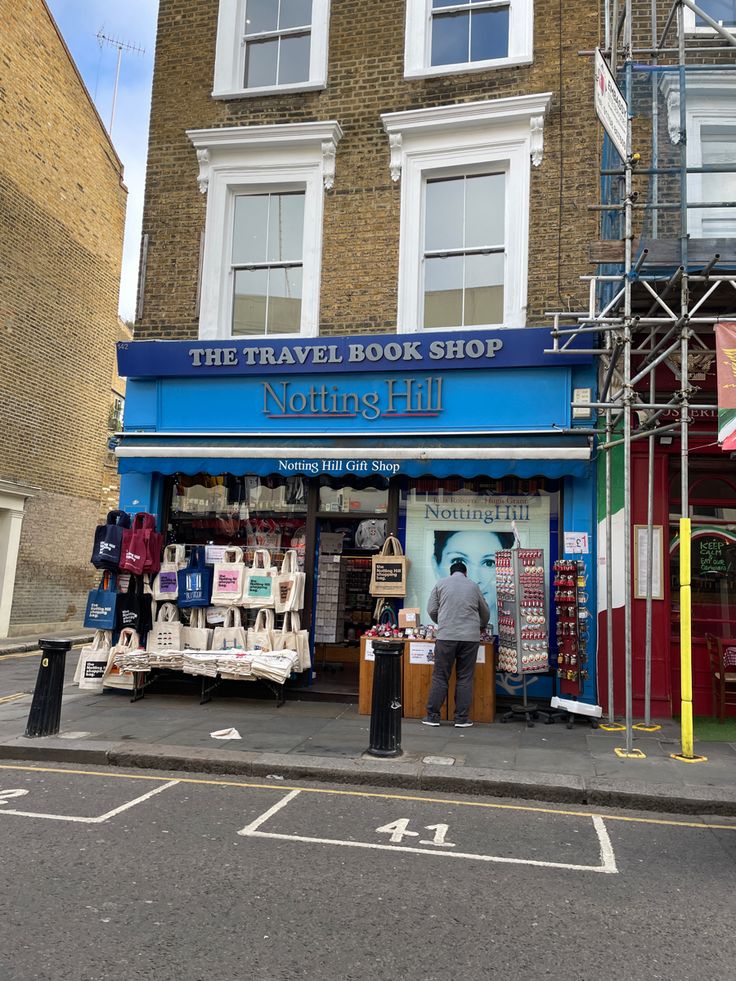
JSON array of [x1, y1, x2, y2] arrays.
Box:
[[177, 547, 213, 608], [91, 510, 131, 570], [84, 572, 118, 629]]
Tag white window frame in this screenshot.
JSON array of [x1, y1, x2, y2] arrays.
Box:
[[683, 2, 736, 34], [187, 122, 343, 339], [382, 94, 551, 332], [404, 0, 533, 79], [213, 0, 332, 99]]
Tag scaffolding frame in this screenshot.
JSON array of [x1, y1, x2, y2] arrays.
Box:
[[547, 0, 736, 753]]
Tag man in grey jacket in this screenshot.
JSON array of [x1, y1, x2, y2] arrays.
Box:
[[423, 560, 490, 728]]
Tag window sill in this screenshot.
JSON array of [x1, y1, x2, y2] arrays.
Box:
[[397, 321, 525, 334], [404, 55, 533, 81], [212, 81, 327, 101]]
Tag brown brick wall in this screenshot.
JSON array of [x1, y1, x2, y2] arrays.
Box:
[[0, 0, 127, 629], [136, 0, 602, 339]]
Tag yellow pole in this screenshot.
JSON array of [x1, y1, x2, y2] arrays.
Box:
[[679, 517, 694, 759]]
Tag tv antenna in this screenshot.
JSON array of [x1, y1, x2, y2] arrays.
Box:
[[96, 30, 145, 136]]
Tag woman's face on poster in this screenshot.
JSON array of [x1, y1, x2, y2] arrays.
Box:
[[432, 530, 504, 613]]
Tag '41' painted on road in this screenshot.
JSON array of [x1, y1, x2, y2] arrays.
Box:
[[376, 819, 456, 848]]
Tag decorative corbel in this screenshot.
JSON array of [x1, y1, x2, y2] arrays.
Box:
[[389, 133, 402, 183], [322, 139, 337, 190], [196, 149, 210, 194], [666, 88, 681, 144], [530, 115, 545, 167]]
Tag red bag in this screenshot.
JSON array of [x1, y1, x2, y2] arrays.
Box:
[[121, 513, 162, 575]]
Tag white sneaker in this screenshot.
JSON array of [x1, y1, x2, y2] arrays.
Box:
[[421, 717, 441, 727], [454, 720, 473, 728]]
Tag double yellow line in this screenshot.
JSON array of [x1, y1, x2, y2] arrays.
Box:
[[0, 692, 27, 704]]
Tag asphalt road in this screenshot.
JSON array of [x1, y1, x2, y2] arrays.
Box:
[[1, 762, 735, 981]]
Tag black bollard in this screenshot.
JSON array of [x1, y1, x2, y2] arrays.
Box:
[[24, 638, 72, 738], [367, 639, 404, 758]]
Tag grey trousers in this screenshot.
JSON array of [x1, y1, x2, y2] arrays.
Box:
[[426, 640, 479, 723]]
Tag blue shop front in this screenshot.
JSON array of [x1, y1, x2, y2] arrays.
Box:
[[116, 327, 597, 713]]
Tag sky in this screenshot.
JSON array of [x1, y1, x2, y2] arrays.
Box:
[[46, 0, 160, 321]]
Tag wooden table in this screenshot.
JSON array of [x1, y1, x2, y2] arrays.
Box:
[[359, 637, 496, 722]]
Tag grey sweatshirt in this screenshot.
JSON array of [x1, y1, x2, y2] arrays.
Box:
[[427, 572, 491, 642]]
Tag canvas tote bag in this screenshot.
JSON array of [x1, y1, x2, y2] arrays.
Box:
[[247, 608, 275, 651], [277, 611, 311, 672], [146, 603, 182, 653], [120, 513, 156, 574], [242, 548, 275, 608], [274, 549, 305, 614], [369, 535, 408, 597], [84, 571, 118, 630], [91, 511, 130, 570], [212, 606, 248, 651], [74, 631, 112, 691], [181, 607, 213, 651], [116, 574, 153, 635], [153, 544, 186, 602], [211, 546, 246, 605], [103, 628, 141, 690], [177, 546, 213, 607]]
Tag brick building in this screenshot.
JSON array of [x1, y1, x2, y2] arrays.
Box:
[[0, 0, 127, 637], [118, 0, 601, 706]]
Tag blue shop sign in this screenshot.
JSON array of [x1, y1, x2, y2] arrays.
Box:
[[117, 327, 590, 379]]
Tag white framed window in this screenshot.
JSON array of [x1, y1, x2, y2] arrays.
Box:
[[213, 0, 332, 99], [404, 0, 533, 79], [187, 121, 342, 339], [382, 94, 551, 332], [683, 0, 736, 33]]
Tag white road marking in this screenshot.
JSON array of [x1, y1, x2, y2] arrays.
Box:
[[592, 816, 618, 874], [0, 779, 180, 824], [237, 789, 302, 836], [0, 789, 30, 805]]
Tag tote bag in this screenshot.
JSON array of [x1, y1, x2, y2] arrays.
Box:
[[146, 603, 182, 653], [211, 546, 246, 605], [247, 608, 275, 651], [243, 548, 275, 609], [274, 549, 306, 614], [153, 544, 186, 602], [91, 511, 130, 570], [74, 631, 112, 691], [120, 513, 156, 575], [116, 574, 153, 634], [277, 611, 311, 672], [181, 607, 212, 651], [369, 535, 408, 598], [212, 606, 248, 651], [177, 546, 213, 608], [102, 628, 141, 691], [84, 572, 118, 630]]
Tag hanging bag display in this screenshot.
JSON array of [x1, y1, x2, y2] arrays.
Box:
[[90, 510, 131, 570], [242, 548, 275, 608], [143, 524, 164, 576], [153, 544, 186, 602], [103, 628, 141, 691], [84, 571, 118, 630], [181, 607, 213, 651], [146, 603, 182, 653], [120, 513, 156, 575], [369, 535, 408, 598], [177, 546, 213, 608], [277, 611, 311, 672], [211, 546, 247, 605], [212, 606, 248, 651], [116, 574, 153, 634], [247, 608, 275, 651], [274, 549, 305, 614], [74, 631, 112, 692]]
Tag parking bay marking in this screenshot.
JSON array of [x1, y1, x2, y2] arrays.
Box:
[[238, 789, 619, 874], [0, 779, 180, 824]]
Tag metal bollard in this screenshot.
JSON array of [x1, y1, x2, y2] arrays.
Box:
[[367, 639, 404, 758], [24, 638, 72, 738]]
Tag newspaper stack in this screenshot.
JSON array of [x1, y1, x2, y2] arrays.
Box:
[[148, 651, 185, 671], [182, 651, 219, 677], [114, 651, 151, 673], [250, 649, 298, 684], [216, 651, 254, 680]]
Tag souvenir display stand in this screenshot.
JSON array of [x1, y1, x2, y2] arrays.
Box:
[[552, 558, 597, 729], [359, 637, 496, 722], [495, 548, 551, 726]]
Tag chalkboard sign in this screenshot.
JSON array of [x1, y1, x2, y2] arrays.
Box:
[[696, 536, 729, 575]]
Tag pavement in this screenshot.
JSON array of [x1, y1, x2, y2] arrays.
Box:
[[1, 646, 734, 816]]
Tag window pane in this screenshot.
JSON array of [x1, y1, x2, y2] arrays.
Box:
[[698, 126, 736, 236], [277, 32, 311, 84], [245, 0, 278, 34], [431, 12, 469, 66], [465, 253, 504, 325], [267, 193, 305, 262], [697, 1, 736, 26], [424, 255, 463, 328], [425, 178, 464, 251], [432, 0, 460, 6], [267, 267, 303, 334], [470, 7, 509, 61], [245, 38, 279, 87], [233, 194, 269, 264], [233, 269, 269, 335], [280, 0, 312, 30], [465, 173, 505, 248]]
